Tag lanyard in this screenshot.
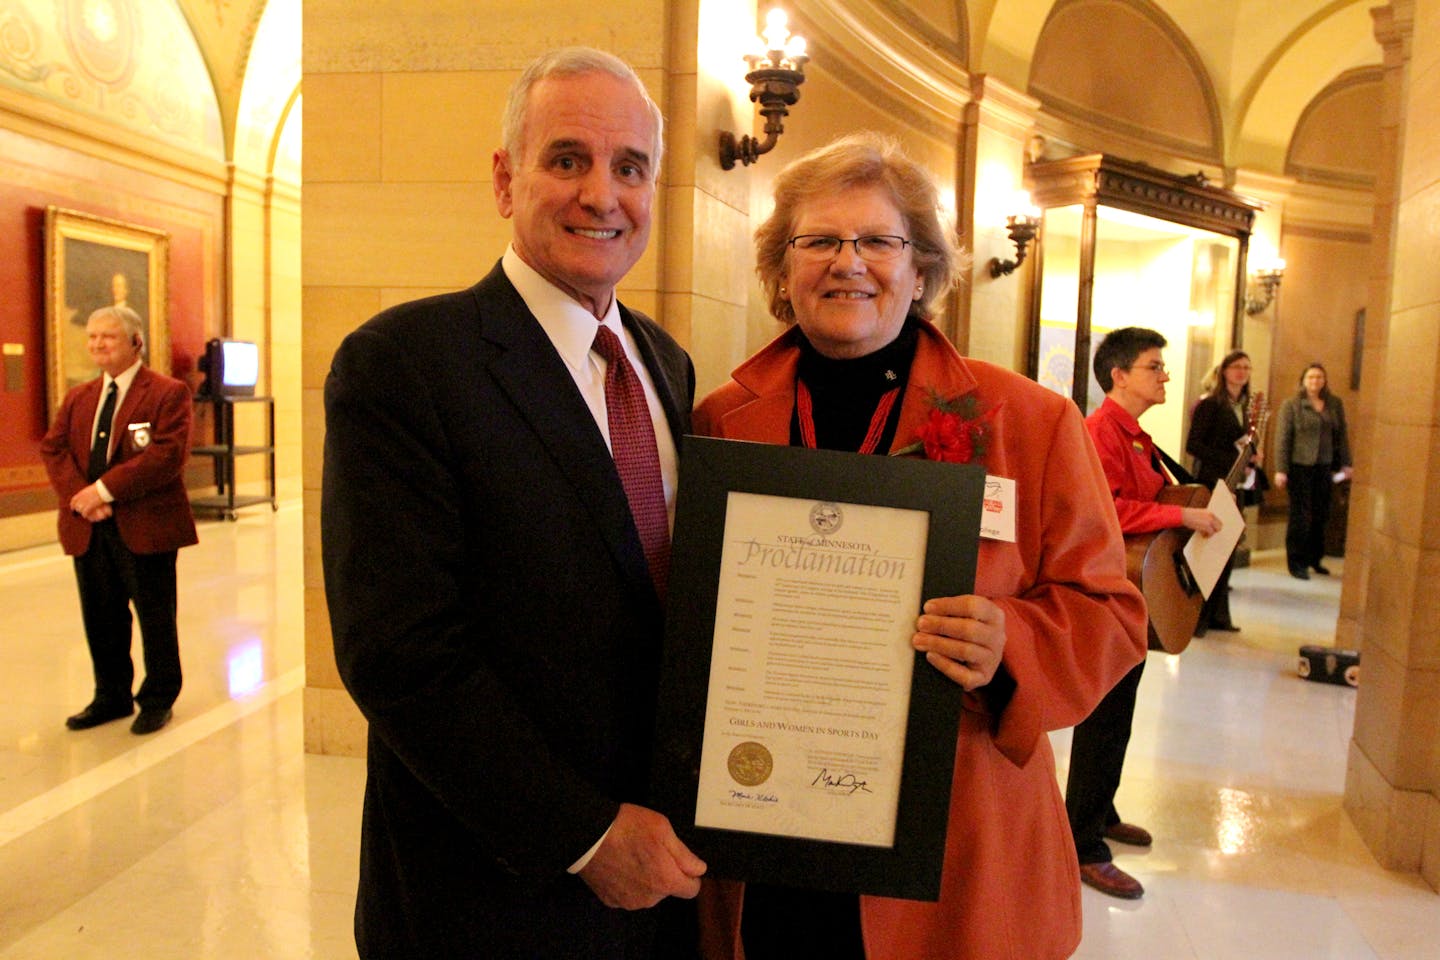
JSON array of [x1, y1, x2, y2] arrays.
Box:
[[796, 380, 901, 454]]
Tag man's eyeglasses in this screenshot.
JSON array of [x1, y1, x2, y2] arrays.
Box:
[[1128, 362, 1168, 375], [788, 235, 912, 262]]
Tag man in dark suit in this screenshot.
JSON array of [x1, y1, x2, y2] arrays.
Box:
[[322, 47, 705, 959], [40, 304, 198, 736]]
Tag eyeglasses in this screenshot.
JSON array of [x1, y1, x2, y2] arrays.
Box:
[[788, 235, 911, 262], [1128, 362, 1168, 375]]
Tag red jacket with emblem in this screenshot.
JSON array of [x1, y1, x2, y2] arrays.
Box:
[[41, 366, 198, 556]]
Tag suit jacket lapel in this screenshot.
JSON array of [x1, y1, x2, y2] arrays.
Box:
[[74, 379, 103, 451], [710, 328, 801, 444], [106, 368, 158, 462], [469, 266, 659, 604], [892, 322, 979, 452]]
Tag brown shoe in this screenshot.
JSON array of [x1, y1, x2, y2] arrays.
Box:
[[1080, 861, 1144, 900], [1104, 822, 1153, 847]]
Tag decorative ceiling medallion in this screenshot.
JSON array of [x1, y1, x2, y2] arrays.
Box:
[[0, 5, 43, 68], [61, 0, 137, 88]]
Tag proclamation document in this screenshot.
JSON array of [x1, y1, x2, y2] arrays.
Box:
[[693, 491, 929, 848], [652, 437, 983, 899]]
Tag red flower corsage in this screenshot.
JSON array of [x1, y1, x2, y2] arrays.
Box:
[[892, 391, 997, 465]]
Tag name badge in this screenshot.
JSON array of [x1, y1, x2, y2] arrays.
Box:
[[127, 421, 152, 449], [979, 474, 1016, 543]]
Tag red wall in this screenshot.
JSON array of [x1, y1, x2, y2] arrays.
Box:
[[0, 127, 223, 515]]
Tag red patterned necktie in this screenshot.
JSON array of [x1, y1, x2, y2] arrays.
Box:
[[593, 325, 670, 598]]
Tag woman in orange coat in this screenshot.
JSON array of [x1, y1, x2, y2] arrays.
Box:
[[692, 133, 1147, 960]]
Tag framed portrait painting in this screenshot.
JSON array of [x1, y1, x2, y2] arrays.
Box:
[[45, 206, 170, 418]]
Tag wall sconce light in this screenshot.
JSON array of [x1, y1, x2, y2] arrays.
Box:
[[1244, 260, 1286, 314], [719, 8, 808, 170], [988, 211, 1041, 278]]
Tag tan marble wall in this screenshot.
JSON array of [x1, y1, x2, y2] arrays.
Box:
[[966, 77, 1040, 370], [269, 182, 304, 502], [1344, 0, 1440, 891]]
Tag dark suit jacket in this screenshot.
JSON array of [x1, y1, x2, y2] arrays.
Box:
[[1186, 393, 1249, 489], [40, 366, 198, 556], [322, 263, 695, 959]]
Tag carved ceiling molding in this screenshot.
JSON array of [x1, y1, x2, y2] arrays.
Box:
[[793, 0, 972, 133]]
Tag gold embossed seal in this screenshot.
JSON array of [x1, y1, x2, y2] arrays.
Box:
[[727, 741, 774, 787]]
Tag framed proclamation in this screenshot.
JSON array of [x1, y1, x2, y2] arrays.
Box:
[[652, 436, 985, 901]]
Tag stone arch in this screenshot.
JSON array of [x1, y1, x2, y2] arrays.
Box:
[[1027, 0, 1221, 162], [1232, 1, 1380, 173], [234, 0, 299, 182], [1285, 67, 1382, 189]]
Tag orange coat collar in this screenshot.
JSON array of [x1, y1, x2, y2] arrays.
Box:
[[716, 318, 981, 451]]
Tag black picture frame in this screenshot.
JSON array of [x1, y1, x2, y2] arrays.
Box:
[[652, 436, 985, 901]]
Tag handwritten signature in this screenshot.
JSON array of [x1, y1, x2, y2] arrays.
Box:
[[728, 789, 778, 803], [811, 768, 872, 795]]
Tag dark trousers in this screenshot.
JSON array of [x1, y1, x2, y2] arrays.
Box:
[[1286, 464, 1333, 571], [1065, 659, 1145, 865], [72, 519, 182, 711], [1198, 558, 1234, 630], [741, 884, 864, 960]]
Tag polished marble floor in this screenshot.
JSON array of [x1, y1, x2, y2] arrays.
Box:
[[0, 503, 1435, 958]]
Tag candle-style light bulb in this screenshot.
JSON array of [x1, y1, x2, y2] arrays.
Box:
[[763, 8, 790, 53]]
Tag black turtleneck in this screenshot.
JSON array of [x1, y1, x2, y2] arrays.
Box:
[[791, 315, 919, 454]]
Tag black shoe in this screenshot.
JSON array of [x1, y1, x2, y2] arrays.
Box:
[[1289, 566, 1310, 580], [130, 707, 172, 735], [1312, 563, 1331, 575], [66, 700, 134, 730]]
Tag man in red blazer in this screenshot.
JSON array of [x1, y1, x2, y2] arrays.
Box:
[[40, 304, 197, 735]]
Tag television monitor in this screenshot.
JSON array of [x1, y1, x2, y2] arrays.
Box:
[[200, 338, 259, 397]]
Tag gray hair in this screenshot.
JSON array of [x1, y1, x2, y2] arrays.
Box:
[[90, 304, 145, 349], [500, 47, 664, 177]]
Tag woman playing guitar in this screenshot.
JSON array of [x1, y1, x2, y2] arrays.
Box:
[[1185, 351, 1269, 634]]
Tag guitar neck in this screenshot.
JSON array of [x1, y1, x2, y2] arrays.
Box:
[[1224, 436, 1253, 492], [1223, 392, 1269, 492]]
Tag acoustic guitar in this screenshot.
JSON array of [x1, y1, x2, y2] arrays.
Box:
[[1125, 393, 1268, 654]]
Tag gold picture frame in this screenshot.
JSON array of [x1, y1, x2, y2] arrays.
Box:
[[45, 206, 170, 419]]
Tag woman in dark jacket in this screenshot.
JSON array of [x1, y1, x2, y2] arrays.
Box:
[[1274, 363, 1353, 579], [1185, 351, 1264, 633]]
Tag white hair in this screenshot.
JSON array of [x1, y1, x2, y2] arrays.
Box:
[[500, 47, 664, 178]]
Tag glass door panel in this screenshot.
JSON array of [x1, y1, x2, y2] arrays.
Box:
[[1036, 203, 1237, 458]]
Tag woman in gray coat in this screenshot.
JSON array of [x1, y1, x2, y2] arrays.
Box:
[[1273, 363, 1352, 579]]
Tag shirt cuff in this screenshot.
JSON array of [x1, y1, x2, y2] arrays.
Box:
[[567, 821, 614, 874], [95, 479, 114, 503]]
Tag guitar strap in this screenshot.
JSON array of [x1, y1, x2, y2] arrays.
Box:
[[1152, 446, 1194, 485]]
